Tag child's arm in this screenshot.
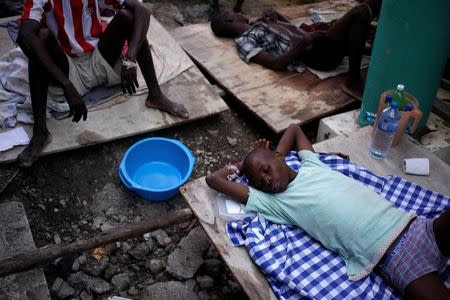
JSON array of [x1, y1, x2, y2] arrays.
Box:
[[206, 162, 249, 204], [250, 34, 310, 71], [275, 124, 314, 156]]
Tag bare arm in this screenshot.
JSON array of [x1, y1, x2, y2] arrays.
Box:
[[250, 36, 309, 71], [260, 8, 290, 23], [233, 0, 244, 12], [205, 164, 249, 204], [275, 124, 314, 157], [275, 12, 291, 23]]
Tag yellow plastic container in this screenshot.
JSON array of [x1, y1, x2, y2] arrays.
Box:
[[373, 90, 422, 147]]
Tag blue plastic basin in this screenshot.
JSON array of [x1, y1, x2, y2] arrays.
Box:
[[119, 138, 195, 201]]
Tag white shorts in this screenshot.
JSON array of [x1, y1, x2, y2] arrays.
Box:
[[47, 47, 121, 112]]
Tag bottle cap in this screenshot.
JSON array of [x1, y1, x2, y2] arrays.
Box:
[[396, 84, 405, 91], [390, 102, 398, 109], [385, 94, 393, 103], [405, 102, 413, 111]]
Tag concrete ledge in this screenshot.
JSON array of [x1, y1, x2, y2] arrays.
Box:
[[317, 109, 450, 165], [317, 109, 360, 142], [0, 201, 50, 300]]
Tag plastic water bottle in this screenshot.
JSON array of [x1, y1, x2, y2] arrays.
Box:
[[404, 102, 414, 133], [369, 102, 401, 159], [392, 84, 407, 110], [384, 94, 393, 107]]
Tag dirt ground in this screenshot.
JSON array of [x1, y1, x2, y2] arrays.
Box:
[[0, 1, 352, 299]]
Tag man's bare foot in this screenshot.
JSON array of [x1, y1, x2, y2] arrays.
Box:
[[342, 78, 364, 101], [17, 130, 52, 168], [145, 94, 189, 119]]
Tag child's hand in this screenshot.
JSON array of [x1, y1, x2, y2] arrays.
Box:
[[250, 139, 270, 151], [229, 160, 243, 171]]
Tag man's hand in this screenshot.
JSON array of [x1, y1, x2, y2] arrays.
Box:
[[63, 82, 87, 122], [121, 57, 139, 95], [261, 8, 278, 22]]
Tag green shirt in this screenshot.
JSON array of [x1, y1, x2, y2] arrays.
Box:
[[246, 150, 416, 280]]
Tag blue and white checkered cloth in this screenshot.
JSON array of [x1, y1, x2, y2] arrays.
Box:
[[226, 152, 450, 300]]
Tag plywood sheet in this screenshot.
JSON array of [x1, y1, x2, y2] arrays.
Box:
[[0, 17, 228, 164], [172, 14, 356, 133], [180, 178, 277, 300], [0, 66, 228, 163]]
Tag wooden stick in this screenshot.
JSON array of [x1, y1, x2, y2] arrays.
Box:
[[0, 208, 193, 278]]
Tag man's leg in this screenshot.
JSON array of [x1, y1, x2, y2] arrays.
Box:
[[17, 29, 69, 168], [402, 209, 450, 299], [404, 273, 450, 300], [433, 208, 450, 257], [98, 9, 188, 119], [328, 0, 382, 100]]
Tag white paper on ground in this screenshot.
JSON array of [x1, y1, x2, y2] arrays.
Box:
[[225, 199, 245, 214], [0, 127, 30, 152], [216, 193, 256, 221]]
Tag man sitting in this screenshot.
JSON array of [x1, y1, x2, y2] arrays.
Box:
[[206, 124, 450, 299], [210, 0, 382, 100], [17, 0, 189, 167]]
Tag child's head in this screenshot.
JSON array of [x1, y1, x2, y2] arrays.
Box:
[[210, 11, 250, 38], [241, 147, 293, 193]]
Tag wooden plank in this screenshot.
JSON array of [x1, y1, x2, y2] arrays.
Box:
[[172, 23, 355, 133], [0, 66, 228, 163], [180, 178, 277, 300], [313, 126, 450, 196], [0, 208, 193, 278]]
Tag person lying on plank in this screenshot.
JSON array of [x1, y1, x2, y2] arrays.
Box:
[[210, 0, 382, 100], [206, 123, 450, 300], [17, 0, 189, 168]]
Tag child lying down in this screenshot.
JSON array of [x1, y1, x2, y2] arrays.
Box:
[[206, 124, 450, 299]]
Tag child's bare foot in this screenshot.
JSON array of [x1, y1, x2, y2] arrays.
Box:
[[342, 77, 365, 101], [17, 129, 52, 168], [145, 94, 189, 119]]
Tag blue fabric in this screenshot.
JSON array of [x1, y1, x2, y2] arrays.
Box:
[[0, 20, 19, 45], [227, 151, 450, 300]]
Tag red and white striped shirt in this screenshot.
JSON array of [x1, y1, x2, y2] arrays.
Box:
[[21, 0, 124, 57]]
